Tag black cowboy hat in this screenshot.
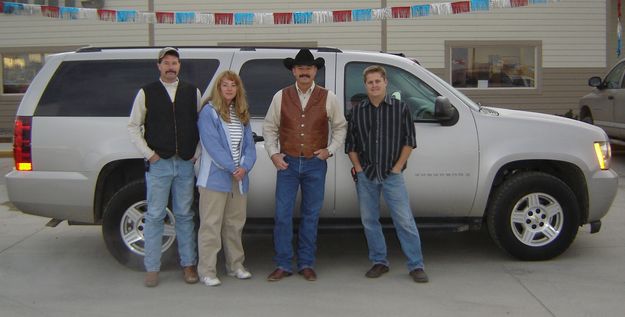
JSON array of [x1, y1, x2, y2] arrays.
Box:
[[283, 48, 325, 70]]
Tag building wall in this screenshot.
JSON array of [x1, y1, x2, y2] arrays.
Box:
[[0, 0, 611, 134]]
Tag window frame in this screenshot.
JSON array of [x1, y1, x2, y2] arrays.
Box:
[[445, 40, 542, 95]]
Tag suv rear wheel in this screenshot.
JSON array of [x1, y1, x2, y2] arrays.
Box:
[[486, 171, 580, 260], [102, 180, 178, 270]]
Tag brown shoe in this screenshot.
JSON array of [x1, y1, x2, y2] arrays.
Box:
[[183, 266, 199, 284], [365, 264, 389, 278], [409, 268, 429, 283], [144, 271, 159, 287], [267, 268, 292, 282], [298, 268, 317, 281]]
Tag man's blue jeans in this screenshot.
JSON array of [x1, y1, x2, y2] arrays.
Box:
[[273, 155, 327, 272], [356, 172, 424, 271], [144, 156, 197, 272]]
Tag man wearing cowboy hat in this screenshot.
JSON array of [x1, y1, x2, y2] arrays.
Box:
[[263, 48, 347, 282]]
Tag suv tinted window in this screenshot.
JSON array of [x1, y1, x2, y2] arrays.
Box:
[[239, 59, 325, 117], [35, 59, 218, 117], [345, 62, 439, 121]]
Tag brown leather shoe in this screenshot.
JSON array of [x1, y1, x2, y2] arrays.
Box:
[[365, 264, 389, 278], [144, 271, 159, 287], [183, 266, 199, 284], [409, 268, 429, 283], [267, 268, 292, 282], [298, 268, 317, 281]]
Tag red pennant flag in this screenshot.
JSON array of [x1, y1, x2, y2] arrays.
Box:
[[511, 0, 529, 7], [155, 12, 174, 24], [273, 12, 292, 24], [0, 3, 4, 13], [215, 13, 234, 25], [451, 1, 471, 14], [97, 9, 117, 22], [391, 7, 411, 19], [333, 10, 352, 22], [41, 6, 60, 18]]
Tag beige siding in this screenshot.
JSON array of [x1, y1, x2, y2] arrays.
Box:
[[387, 0, 606, 68], [153, 0, 381, 49], [430, 67, 604, 116]]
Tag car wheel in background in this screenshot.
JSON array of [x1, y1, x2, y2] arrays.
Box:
[[102, 180, 178, 270], [486, 171, 580, 261]]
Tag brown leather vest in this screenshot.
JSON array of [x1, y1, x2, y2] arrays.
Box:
[[279, 85, 329, 158]]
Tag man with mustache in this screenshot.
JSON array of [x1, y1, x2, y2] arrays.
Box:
[[263, 49, 347, 282], [128, 47, 201, 287]]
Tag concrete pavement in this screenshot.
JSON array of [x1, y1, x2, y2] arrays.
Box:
[[1, 154, 624, 317]]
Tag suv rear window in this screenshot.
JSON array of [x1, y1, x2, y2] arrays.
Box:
[[239, 59, 325, 117], [35, 59, 219, 117]]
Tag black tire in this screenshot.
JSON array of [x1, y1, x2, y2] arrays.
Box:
[[102, 180, 178, 271], [486, 171, 580, 261]]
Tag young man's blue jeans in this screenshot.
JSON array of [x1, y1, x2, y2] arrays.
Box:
[[273, 155, 327, 272], [144, 156, 197, 272], [356, 172, 424, 271]]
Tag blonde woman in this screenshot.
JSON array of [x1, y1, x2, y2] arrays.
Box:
[[196, 71, 256, 286]]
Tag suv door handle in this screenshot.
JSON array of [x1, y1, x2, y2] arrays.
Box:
[[253, 132, 264, 143]]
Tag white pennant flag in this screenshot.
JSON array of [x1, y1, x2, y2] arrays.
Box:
[[23, 4, 42, 16], [431, 3, 453, 15], [490, 0, 512, 9], [255, 12, 273, 25], [313, 11, 333, 24]]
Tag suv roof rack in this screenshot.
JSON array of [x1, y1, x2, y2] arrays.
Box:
[[76, 46, 342, 53]]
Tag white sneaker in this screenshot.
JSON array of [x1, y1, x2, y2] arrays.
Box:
[[201, 276, 221, 286], [228, 268, 252, 279]]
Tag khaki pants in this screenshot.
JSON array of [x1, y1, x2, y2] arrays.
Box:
[[197, 179, 247, 278]]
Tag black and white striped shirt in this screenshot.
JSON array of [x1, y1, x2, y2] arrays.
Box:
[[345, 95, 417, 181], [228, 105, 243, 167]]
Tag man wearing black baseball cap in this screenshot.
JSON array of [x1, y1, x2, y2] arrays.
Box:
[[263, 49, 347, 282], [128, 47, 201, 287]]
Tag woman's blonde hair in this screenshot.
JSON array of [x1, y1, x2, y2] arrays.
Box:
[[203, 70, 250, 125]]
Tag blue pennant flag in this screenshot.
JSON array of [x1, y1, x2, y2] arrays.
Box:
[[529, 0, 548, 4], [293, 11, 313, 24], [60, 7, 79, 19], [3, 2, 24, 14], [175, 12, 196, 24], [234, 12, 254, 25], [352, 9, 372, 21], [411, 5, 430, 17], [117, 10, 137, 22], [470, 0, 490, 11]]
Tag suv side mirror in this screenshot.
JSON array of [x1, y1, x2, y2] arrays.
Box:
[[588, 76, 603, 88], [434, 96, 459, 126]]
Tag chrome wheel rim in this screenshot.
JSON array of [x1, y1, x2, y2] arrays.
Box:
[[510, 192, 563, 247], [120, 200, 176, 256]]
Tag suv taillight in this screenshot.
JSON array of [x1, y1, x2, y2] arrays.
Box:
[[13, 116, 32, 171]]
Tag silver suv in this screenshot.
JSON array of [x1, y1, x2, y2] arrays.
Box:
[[6, 47, 618, 269], [579, 58, 625, 139]]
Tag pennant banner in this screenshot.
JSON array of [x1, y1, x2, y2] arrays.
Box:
[[0, 1, 560, 25]]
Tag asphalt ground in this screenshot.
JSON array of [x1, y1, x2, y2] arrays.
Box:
[[0, 150, 624, 317]]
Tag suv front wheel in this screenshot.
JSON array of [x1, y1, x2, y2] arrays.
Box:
[[486, 171, 580, 260], [102, 180, 178, 270]]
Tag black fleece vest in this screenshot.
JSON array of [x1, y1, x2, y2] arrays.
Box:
[[143, 81, 199, 160]]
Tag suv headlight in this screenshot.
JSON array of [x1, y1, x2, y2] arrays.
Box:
[[594, 141, 611, 170]]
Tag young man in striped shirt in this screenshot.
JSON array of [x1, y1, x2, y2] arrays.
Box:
[[345, 65, 428, 283]]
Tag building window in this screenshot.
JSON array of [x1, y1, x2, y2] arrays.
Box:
[[449, 43, 538, 89], [2, 53, 46, 94]]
